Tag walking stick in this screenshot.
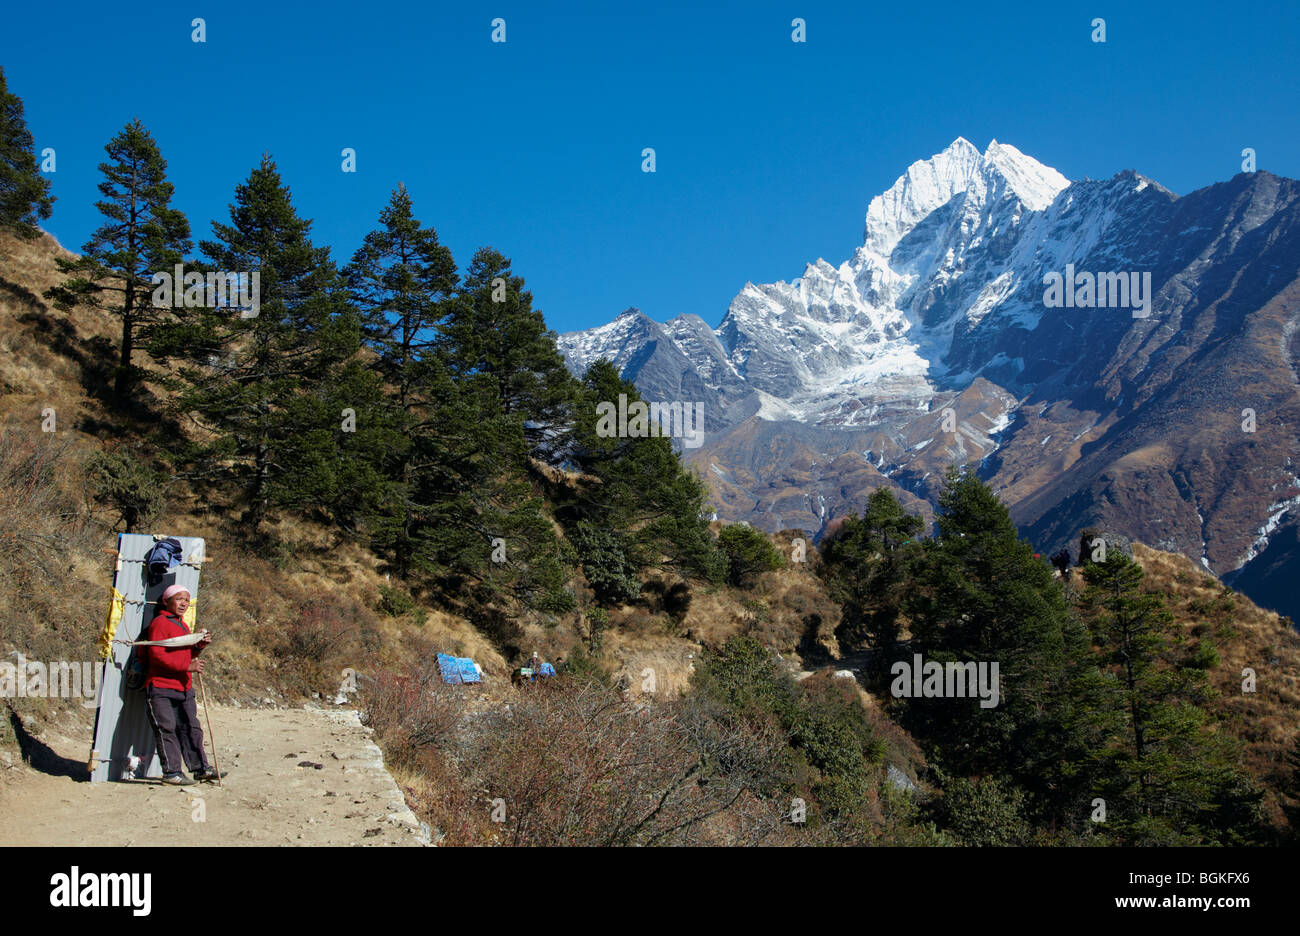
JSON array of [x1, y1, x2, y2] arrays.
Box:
[[196, 671, 222, 787]]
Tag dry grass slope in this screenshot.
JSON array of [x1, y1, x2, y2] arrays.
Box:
[[3, 225, 1298, 843], [1132, 543, 1300, 830]]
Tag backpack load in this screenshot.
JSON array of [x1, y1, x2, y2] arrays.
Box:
[[145, 537, 183, 586], [89, 533, 205, 782]]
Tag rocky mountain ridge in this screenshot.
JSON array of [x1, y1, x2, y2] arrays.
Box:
[[558, 139, 1300, 622]]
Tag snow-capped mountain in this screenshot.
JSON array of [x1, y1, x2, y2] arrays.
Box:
[[557, 139, 1300, 624], [561, 138, 1073, 426]]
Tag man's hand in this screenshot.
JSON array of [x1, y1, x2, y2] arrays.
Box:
[[189, 659, 205, 674], [197, 632, 212, 649]]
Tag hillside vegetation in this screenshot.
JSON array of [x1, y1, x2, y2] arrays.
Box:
[[2, 71, 1298, 845]]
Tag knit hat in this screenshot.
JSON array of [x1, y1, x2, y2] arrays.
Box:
[[161, 584, 191, 604]]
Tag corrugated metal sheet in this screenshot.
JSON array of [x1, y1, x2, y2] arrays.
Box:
[[89, 533, 206, 782]]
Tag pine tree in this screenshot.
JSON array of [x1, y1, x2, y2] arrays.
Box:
[[820, 487, 922, 654], [0, 66, 54, 240], [277, 353, 393, 533], [1077, 552, 1263, 844], [905, 468, 1089, 797], [568, 520, 641, 605], [344, 184, 458, 575], [441, 247, 578, 457], [342, 204, 577, 618], [385, 350, 575, 628], [716, 523, 784, 588], [157, 154, 359, 530], [565, 359, 723, 584], [346, 216, 575, 614], [345, 183, 457, 410], [45, 119, 190, 402]]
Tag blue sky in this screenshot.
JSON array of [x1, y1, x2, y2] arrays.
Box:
[[4, 0, 1298, 335]]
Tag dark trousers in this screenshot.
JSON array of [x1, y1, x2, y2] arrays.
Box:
[[146, 686, 209, 774]]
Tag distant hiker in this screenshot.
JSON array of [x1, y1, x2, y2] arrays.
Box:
[[530, 651, 542, 672], [1050, 548, 1072, 580], [144, 584, 218, 785]]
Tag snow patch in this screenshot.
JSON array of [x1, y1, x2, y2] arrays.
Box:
[[1235, 477, 1300, 569]]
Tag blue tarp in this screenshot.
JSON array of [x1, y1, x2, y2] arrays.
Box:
[[437, 652, 481, 684]]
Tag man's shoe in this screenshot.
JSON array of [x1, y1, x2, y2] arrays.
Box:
[[194, 767, 222, 782], [162, 772, 196, 786]]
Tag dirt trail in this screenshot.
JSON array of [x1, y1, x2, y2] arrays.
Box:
[[0, 704, 427, 846]]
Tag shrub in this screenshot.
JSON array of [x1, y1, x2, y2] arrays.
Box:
[[582, 606, 608, 655], [397, 744, 490, 845], [85, 449, 167, 533], [360, 660, 466, 768], [459, 679, 785, 845], [560, 645, 610, 686], [267, 595, 365, 696], [535, 583, 576, 615], [0, 431, 88, 584], [691, 637, 905, 829], [0, 431, 101, 721], [717, 523, 784, 587], [570, 521, 640, 605], [692, 634, 799, 720], [663, 581, 692, 621], [286, 599, 358, 659], [378, 585, 415, 617], [270, 540, 295, 571], [932, 774, 1033, 846]]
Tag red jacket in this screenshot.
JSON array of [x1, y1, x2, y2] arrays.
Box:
[[144, 610, 198, 692]]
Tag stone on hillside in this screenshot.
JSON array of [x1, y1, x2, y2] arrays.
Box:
[[886, 764, 917, 793], [1077, 528, 1134, 564]]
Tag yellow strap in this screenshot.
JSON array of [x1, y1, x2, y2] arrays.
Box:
[[98, 587, 126, 660]]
